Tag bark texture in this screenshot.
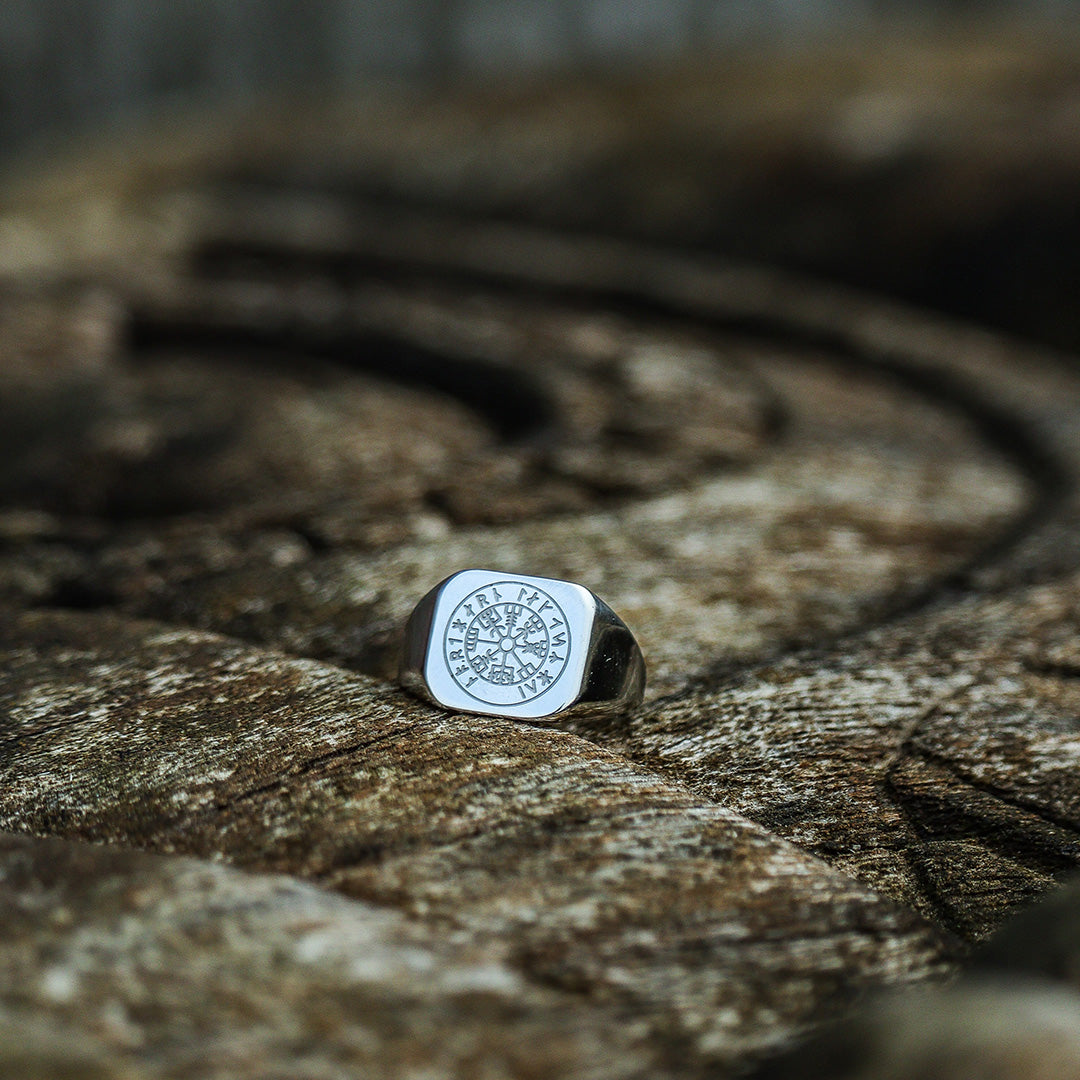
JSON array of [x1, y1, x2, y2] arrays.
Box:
[[2, 28, 1080, 1080]]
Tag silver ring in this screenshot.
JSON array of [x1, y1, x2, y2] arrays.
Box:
[[399, 569, 645, 722]]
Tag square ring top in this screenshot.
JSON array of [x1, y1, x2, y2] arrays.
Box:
[[421, 569, 596, 720]]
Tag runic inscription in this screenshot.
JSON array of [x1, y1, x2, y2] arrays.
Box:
[[443, 581, 571, 706]]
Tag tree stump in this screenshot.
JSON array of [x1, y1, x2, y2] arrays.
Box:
[[2, 30, 1080, 1079]]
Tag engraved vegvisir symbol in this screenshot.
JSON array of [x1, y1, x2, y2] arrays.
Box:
[[443, 581, 571, 705]]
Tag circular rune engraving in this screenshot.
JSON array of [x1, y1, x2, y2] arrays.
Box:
[[443, 581, 572, 706]]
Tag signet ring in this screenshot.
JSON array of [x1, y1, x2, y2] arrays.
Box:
[[399, 569, 645, 722]]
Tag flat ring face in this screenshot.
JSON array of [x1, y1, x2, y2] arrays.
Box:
[[443, 581, 572, 707], [419, 569, 596, 720]]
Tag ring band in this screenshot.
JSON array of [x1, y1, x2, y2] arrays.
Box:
[[399, 569, 645, 722]]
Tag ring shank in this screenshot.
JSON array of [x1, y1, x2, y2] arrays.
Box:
[[574, 599, 645, 716], [399, 573, 645, 722]]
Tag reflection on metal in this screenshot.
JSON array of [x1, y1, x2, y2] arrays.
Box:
[[400, 568, 645, 722]]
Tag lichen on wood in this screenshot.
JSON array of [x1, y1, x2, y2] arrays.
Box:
[[3, 35, 1080, 1079]]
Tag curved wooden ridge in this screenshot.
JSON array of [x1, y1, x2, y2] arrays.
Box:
[[2, 39, 1080, 1078]]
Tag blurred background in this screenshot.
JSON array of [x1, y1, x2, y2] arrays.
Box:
[[3, 1, 1078, 148], [1, 1, 1079, 350]]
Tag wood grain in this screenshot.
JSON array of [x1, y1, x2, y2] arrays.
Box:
[[2, 35, 1080, 1079]]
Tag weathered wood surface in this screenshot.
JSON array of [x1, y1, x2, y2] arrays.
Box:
[[3, 32, 1080, 1079]]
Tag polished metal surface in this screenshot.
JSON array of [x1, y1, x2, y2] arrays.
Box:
[[400, 569, 645, 722]]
